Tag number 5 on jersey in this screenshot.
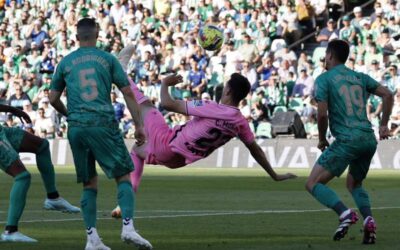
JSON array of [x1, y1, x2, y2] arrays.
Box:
[[79, 68, 98, 101]]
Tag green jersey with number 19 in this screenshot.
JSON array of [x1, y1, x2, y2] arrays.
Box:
[[314, 64, 379, 140], [50, 47, 129, 127]]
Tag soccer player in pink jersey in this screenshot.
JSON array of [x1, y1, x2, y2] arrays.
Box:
[[112, 47, 296, 217]]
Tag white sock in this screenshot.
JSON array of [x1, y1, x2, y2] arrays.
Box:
[[363, 216, 374, 225], [122, 218, 134, 232], [339, 209, 352, 220], [86, 227, 100, 241]]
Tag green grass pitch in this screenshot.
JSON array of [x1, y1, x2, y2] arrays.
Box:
[[0, 166, 399, 250]]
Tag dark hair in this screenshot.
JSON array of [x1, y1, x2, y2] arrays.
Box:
[[227, 73, 251, 104], [326, 39, 349, 63], [76, 18, 98, 41]]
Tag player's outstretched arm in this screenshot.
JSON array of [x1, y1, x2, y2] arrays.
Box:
[[160, 74, 187, 115], [49, 90, 68, 117], [120, 86, 145, 146], [373, 85, 394, 139], [245, 140, 297, 181], [0, 104, 31, 124]]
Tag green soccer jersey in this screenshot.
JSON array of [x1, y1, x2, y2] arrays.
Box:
[[50, 47, 129, 127], [315, 64, 379, 140]]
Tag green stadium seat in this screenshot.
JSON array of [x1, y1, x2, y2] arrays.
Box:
[[256, 122, 272, 138], [289, 97, 304, 113], [273, 105, 287, 116], [312, 47, 326, 64]]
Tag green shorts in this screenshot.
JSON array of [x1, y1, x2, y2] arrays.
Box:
[[0, 126, 25, 171], [317, 134, 377, 181], [68, 126, 134, 183]]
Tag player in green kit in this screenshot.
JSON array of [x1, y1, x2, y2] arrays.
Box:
[[49, 18, 152, 250], [305, 40, 393, 244], [0, 104, 80, 243]]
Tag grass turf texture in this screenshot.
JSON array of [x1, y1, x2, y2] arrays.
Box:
[[0, 166, 399, 250]]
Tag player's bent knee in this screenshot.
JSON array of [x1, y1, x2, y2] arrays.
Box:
[[37, 139, 49, 154], [346, 182, 362, 193], [83, 176, 98, 189], [116, 173, 130, 183], [305, 180, 315, 193], [14, 171, 31, 184]]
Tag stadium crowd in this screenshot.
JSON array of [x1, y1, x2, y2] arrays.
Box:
[[0, 0, 399, 140]]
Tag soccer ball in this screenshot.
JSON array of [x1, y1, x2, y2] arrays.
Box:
[[198, 25, 224, 51]]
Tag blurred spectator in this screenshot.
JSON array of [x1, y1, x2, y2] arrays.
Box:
[[239, 33, 260, 64], [312, 57, 325, 79], [368, 60, 384, 83], [241, 60, 257, 86], [351, 6, 365, 34], [292, 68, 314, 98], [239, 99, 251, 120], [8, 83, 31, 109], [256, 56, 276, 91], [385, 64, 400, 93], [111, 91, 125, 122], [188, 60, 206, 97], [22, 100, 36, 124], [34, 107, 54, 138], [317, 19, 339, 47], [27, 20, 49, 49], [340, 16, 357, 45]]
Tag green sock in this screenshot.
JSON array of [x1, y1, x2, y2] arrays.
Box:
[[311, 183, 342, 209], [36, 140, 57, 194], [7, 171, 31, 227], [117, 181, 134, 219], [351, 187, 372, 219], [81, 188, 97, 228]]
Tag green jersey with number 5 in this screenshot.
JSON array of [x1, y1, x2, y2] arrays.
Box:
[[314, 64, 379, 140], [50, 47, 129, 127]]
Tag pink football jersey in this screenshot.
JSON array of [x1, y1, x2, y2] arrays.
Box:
[[169, 100, 254, 164]]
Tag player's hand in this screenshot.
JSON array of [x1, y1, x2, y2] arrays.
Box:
[[273, 173, 297, 181], [318, 139, 329, 152], [134, 127, 146, 146], [162, 74, 183, 86], [379, 126, 390, 140]]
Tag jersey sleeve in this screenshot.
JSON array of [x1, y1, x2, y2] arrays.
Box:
[[363, 73, 380, 93], [314, 74, 328, 102], [111, 55, 130, 89], [186, 100, 240, 119], [237, 119, 255, 145], [50, 60, 66, 92]]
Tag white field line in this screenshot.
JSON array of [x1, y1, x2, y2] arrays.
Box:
[[0, 206, 398, 224], [0, 210, 247, 214]]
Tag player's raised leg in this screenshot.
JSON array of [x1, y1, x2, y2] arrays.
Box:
[[16, 130, 80, 213], [306, 156, 358, 241], [130, 149, 145, 193]]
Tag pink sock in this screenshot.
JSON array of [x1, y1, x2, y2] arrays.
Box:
[[130, 151, 144, 193]]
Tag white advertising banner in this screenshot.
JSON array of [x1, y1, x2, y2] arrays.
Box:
[[21, 139, 400, 169]]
